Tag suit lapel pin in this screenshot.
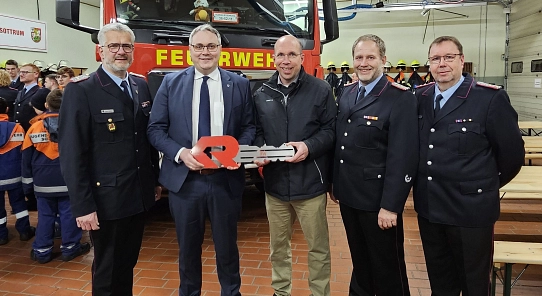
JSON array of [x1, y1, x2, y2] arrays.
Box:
[[227, 83, 231, 88]]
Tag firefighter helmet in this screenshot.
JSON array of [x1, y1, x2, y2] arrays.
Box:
[[397, 59, 406, 66], [411, 60, 421, 67], [327, 61, 336, 69]]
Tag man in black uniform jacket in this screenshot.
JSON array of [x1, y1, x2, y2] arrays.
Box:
[[59, 23, 160, 295], [331, 34, 418, 295], [414, 36, 524, 295]]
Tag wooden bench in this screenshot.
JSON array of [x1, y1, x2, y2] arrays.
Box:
[[491, 241, 542, 296], [500, 192, 542, 200]]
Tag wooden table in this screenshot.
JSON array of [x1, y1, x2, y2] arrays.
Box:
[[492, 241, 542, 296], [523, 137, 542, 163], [518, 121, 542, 136], [500, 166, 542, 193]]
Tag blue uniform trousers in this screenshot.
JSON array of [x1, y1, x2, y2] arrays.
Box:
[[0, 186, 31, 239], [32, 195, 81, 260]]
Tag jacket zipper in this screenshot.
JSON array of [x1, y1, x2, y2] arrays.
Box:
[[314, 160, 324, 184]]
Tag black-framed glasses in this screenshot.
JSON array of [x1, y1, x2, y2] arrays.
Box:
[[428, 53, 462, 64], [191, 43, 220, 52], [19, 71, 36, 75], [101, 43, 134, 53], [275, 53, 302, 61]]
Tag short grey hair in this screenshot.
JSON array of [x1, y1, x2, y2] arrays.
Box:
[[351, 34, 386, 58], [189, 24, 222, 45], [98, 23, 136, 46]]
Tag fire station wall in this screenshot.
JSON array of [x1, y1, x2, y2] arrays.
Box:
[[322, 3, 506, 86], [0, 0, 100, 72], [507, 0, 542, 120]]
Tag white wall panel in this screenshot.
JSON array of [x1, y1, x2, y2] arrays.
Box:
[[507, 0, 542, 120]]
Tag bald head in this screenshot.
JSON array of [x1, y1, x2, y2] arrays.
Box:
[[274, 35, 303, 53], [273, 35, 304, 86]]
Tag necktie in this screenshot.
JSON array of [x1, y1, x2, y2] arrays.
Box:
[[355, 85, 366, 104], [434, 94, 443, 116], [198, 76, 211, 139], [120, 80, 132, 100]]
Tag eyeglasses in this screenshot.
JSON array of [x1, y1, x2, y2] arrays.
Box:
[[274, 53, 302, 61], [19, 71, 36, 75], [191, 44, 220, 52], [428, 53, 462, 64], [101, 43, 134, 53]]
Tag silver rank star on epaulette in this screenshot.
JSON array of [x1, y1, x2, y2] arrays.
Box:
[[391, 82, 410, 91], [129, 72, 145, 79], [476, 81, 502, 90], [70, 74, 90, 83], [416, 82, 435, 89]]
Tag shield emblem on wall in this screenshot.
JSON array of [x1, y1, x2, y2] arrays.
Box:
[[31, 28, 42, 43]]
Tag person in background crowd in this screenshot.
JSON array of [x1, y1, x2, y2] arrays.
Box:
[[0, 97, 35, 246], [22, 89, 91, 263], [330, 34, 417, 295], [14, 63, 49, 211], [253, 35, 336, 296], [56, 67, 75, 89], [44, 74, 60, 91], [0, 70, 18, 120], [414, 36, 524, 295], [5, 60, 23, 91], [59, 23, 161, 295], [147, 24, 255, 296]]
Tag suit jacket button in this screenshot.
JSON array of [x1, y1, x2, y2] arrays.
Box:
[[462, 127, 467, 132], [429, 144, 434, 149], [340, 160, 344, 163], [367, 121, 371, 125], [341, 146, 344, 150], [427, 176, 432, 181], [344, 132, 348, 136], [427, 161, 432, 165], [96, 182, 101, 186], [477, 189, 482, 193], [377, 174, 382, 178], [348, 119, 351, 123], [430, 128, 435, 133]]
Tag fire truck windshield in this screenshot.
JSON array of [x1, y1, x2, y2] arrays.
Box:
[[115, 0, 313, 38]]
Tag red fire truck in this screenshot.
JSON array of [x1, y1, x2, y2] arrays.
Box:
[[55, 0, 339, 191]]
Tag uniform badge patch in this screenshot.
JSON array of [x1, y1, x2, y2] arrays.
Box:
[[391, 82, 410, 91], [71, 74, 90, 83], [476, 81, 502, 89]]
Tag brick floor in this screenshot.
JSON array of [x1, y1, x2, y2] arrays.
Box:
[[1, 186, 542, 295]]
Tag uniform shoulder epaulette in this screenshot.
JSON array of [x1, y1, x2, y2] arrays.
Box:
[[415, 82, 435, 89], [476, 81, 502, 90], [391, 82, 410, 91], [129, 72, 145, 79], [70, 74, 90, 83]]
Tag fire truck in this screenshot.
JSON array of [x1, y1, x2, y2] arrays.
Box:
[[55, 0, 339, 191]]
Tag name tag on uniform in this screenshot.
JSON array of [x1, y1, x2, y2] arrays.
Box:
[[29, 132, 49, 143], [10, 132, 24, 142], [101, 109, 114, 113]]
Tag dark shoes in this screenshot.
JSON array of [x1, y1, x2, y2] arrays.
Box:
[[20, 226, 36, 241], [30, 249, 52, 264], [61, 242, 91, 262], [0, 237, 8, 245]]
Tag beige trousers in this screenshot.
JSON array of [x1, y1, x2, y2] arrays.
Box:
[[265, 193, 331, 296]]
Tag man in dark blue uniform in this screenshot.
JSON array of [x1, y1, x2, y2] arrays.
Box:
[[331, 34, 418, 295], [414, 36, 524, 295], [59, 23, 160, 295], [5, 60, 24, 91]]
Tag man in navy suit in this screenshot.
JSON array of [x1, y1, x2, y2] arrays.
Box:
[[147, 24, 255, 296]]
